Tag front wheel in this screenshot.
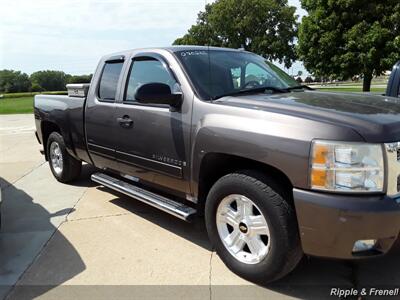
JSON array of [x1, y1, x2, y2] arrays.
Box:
[[47, 132, 81, 183], [205, 171, 303, 284]]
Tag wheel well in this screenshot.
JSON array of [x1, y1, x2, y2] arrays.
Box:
[[41, 121, 60, 160], [197, 153, 293, 211]]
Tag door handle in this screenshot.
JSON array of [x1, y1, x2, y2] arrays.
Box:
[[117, 115, 134, 128]]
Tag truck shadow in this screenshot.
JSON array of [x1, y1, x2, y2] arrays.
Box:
[[69, 163, 99, 188], [107, 190, 212, 251], [269, 246, 400, 299], [0, 177, 86, 300], [3, 164, 397, 300], [107, 188, 400, 299]]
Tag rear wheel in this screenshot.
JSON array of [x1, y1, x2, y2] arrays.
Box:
[[47, 132, 81, 183], [205, 171, 302, 284]]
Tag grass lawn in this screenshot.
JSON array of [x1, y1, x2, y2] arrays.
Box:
[[0, 91, 67, 114], [1, 91, 67, 99], [0, 96, 34, 114], [316, 87, 386, 93]]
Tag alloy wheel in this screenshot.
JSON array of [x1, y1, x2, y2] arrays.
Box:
[[216, 194, 271, 264]]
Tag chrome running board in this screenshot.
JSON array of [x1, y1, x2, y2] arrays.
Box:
[[91, 173, 196, 221]]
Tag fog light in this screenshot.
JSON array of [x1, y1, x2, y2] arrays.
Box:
[[352, 239, 377, 253]]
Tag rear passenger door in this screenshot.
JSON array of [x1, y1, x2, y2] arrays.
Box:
[[85, 56, 125, 171], [114, 53, 191, 196]]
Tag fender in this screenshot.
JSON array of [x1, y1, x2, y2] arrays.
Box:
[[35, 95, 81, 160], [190, 110, 364, 196]]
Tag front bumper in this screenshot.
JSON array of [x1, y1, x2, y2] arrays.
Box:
[[294, 188, 400, 259]]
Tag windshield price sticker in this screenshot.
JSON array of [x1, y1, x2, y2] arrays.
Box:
[[330, 288, 400, 298]]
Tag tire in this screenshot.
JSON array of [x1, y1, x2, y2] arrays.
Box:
[[389, 235, 400, 253], [205, 171, 303, 284], [47, 132, 81, 183]]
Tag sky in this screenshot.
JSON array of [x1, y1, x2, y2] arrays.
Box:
[[0, 0, 307, 76]]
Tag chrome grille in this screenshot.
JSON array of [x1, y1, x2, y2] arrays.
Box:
[[385, 142, 400, 196]]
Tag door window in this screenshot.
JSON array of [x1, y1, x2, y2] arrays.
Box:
[[98, 62, 124, 101], [125, 58, 177, 102]]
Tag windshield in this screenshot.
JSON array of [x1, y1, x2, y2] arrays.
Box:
[[175, 50, 299, 100]]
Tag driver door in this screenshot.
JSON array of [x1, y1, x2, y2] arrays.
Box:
[[114, 53, 191, 196]]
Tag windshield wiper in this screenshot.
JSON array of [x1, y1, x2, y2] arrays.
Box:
[[212, 86, 288, 100], [286, 85, 314, 91]]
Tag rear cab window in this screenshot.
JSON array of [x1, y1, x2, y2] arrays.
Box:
[[98, 61, 124, 101]]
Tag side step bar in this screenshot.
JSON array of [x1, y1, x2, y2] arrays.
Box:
[[91, 173, 197, 222]]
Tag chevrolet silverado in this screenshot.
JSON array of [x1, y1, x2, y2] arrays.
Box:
[[34, 47, 400, 283]]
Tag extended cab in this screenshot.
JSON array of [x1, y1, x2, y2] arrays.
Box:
[[34, 47, 400, 283]]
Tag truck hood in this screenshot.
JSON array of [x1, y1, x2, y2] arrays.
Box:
[[214, 90, 400, 143]]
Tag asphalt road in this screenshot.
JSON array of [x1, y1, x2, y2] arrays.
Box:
[[0, 114, 399, 300]]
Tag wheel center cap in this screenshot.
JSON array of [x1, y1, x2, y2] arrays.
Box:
[[239, 222, 248, 234]]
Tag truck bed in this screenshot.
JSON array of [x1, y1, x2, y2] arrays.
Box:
[[34, 94, 89, 163]]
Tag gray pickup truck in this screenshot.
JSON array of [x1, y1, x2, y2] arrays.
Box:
[[34, 46, 400, 283]]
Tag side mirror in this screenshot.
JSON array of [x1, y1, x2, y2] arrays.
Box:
[[135, 83, 182, 109]]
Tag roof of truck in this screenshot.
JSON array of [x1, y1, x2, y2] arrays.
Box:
[[104, 46, 248, 58], [163, 45, 245, 52]]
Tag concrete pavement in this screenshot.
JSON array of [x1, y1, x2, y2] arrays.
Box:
[[0, 115, 88, 299], [0, 114, 399, 300]]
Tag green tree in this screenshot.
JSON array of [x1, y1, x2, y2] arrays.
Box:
[[30, 70, 68, 91], [0, 70, 31, 93], [67, 74, 93, 84], [298, 0, 400, 91], [313, 76, 321, 83], [31, 83, 44, 92], [174, 0, 298, 68], [304, 76, 313, 83]]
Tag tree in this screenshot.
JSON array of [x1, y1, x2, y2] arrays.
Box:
[[304, 76, 313, 83], [31, 83, 44, 92], [0, 70, 31, 93], [174, 0, 298, 68], [313, 76, 321, 83], [298, 0, 400, 91], [67, 74, 93, 84], [30, 70, 68, 91], [296, 77, 303, 83]]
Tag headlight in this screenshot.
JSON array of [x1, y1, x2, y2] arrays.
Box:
[[310, 140, 384, 192]]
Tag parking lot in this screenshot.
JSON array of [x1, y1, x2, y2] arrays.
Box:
[[0, 114, 399, 300]]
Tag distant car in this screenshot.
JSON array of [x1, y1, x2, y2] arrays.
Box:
[[386, 61, 400, 98]]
